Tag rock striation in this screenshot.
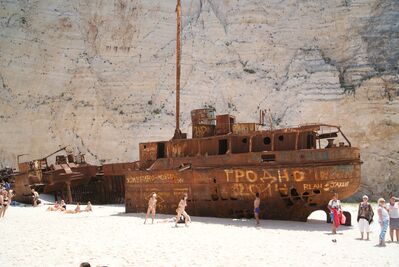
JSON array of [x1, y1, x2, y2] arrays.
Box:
[[0, 0, 398, 200]]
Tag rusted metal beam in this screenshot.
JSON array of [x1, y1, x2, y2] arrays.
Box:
[[173, 0, 182, 139]]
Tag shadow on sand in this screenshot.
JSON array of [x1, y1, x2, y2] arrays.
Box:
[[110, 212, 353, 232]]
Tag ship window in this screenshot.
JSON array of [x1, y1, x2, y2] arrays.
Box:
[[242, 138, 248, 144], [261, 154, 275, 162], [143, 145, 147, 149], [218, 139, 228, 155], [157, 143, 165, 158], [263, 137, 271, 145], [278, 135, 284, 141], [307, 134, 314, 149]]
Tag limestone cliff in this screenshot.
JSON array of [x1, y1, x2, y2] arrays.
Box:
[[0, 0, 398, 200]]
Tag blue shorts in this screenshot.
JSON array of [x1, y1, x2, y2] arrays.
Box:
[[255, 207, 260, 214]]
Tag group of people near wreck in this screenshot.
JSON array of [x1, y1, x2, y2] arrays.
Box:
[[46, 200, 93, 213], [144, 192, 191, 227], [328, 192, 399, 246], [143, 191, 399, 245]]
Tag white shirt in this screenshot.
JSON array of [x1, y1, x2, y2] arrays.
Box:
[[388, 202, 399, 219], [328, 199, 341, 209], [378, 206, 389, 221]]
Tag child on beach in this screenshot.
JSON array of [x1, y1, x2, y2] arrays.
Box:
[[175, 193, 191, 227], [328, 193, 342, 234], [144, 193, 157, 224], [254, 192, 260, 226], [388, 196, 399, 242], [357, 195, 373, 240], [377, 198, 390, 246]]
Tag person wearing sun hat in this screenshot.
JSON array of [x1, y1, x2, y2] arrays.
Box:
[[357, 195, 374, 240], [377, 198, 390, 246]]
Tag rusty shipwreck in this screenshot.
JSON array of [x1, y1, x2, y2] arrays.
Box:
[[12, 147, 125, 205], [121, 0, 361, 221]]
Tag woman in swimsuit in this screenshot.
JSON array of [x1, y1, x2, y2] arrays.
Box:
[[144, 193, 157, 224], [60, 200, 67, 211], [175, 193, 191, 227], [84, 201, 93, 212], [0, 189, 9, 218], [47, 201, 61, 211]]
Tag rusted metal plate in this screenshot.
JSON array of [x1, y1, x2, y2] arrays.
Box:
[[192, 124, 215, 138], [216, 114, 235, 135], [125, 151, 361, 221], [232, 123, 259, 134], [191, 108, 216, 125]]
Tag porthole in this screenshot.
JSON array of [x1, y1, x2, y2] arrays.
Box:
[[242, 138, 248, 144], [263, 137, 271, 145], [278, 135, 284, 141]]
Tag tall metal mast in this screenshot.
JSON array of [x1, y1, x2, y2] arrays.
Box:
[[173, 0, 182, 139]]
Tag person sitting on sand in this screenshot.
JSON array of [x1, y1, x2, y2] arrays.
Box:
[[254, 192, 261, 226], [357, 195, 373, 240], [60, 200, 67, 211], [328, 193, 342, 234], [47, 201, 61, 211], [64, 203, 80, 214], [144, 193, 157, 224], [31, 189, 40, 207], [175, 193, 191, 227], [84, 201, 92, 212]]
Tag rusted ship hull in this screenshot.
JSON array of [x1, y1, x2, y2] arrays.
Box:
[[125, 152, 361, 221]]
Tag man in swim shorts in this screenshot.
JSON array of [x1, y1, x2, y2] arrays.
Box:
[[254, 192, 261, 225]]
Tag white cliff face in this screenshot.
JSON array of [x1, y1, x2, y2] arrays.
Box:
[[0, 0, 398, 199]]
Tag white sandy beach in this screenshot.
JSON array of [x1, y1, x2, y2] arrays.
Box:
[[0, 203, 397, 267]]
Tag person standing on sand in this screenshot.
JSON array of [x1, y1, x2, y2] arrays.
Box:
[[0, 189, 9, 218], [175, 193, 191, 227], [144, 193, 157, 224], [31, 188, 39, 207], [328, 193, 342, 234], [0, 190, 4, 218], [254, 192, 260, 226], [357, 195, 373, 240], [388, 196, 399, 242], [377, 198, 389, 246]]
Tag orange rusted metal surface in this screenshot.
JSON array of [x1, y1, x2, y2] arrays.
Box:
[[123, 111, 361, 221], [11, 148, 125, 204]]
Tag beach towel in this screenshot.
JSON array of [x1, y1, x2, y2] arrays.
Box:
[[332, 208, 341, 228], [341, 213, 346, 224]]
